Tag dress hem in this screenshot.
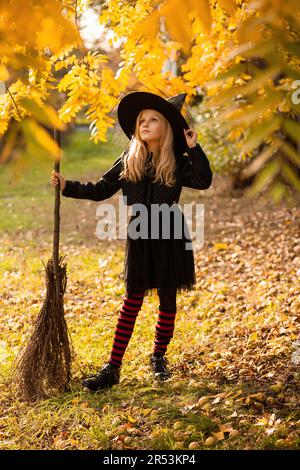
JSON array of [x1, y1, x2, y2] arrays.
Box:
[[124, 278, 197, 297]]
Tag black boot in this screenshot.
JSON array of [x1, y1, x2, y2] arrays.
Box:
[[150, 353, 171, 381], [82, 363, 120, 392]]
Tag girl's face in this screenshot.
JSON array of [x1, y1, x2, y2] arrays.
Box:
[[138, 109, 164, 144]]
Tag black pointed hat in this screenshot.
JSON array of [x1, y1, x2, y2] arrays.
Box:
[[117, 91, 190, 154]]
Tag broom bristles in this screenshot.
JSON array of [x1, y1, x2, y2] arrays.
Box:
[[10, 255, 74, 402]]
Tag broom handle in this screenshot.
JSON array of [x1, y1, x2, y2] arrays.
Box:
[[53, 129, 61, 300]]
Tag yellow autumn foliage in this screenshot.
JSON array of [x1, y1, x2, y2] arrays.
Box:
[[0, 0, 300, 200]]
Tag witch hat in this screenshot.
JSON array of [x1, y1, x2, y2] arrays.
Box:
[[117, 91, 190, 154]]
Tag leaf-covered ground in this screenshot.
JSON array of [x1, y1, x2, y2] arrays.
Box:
[[0, 130, 299, 450]]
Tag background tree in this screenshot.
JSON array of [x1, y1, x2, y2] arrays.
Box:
[[1, 0, 300, 202]]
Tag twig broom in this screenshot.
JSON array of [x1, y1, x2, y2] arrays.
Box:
[[10, 129, 75, 401]]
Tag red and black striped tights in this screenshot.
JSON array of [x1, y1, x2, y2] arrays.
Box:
[[108, 287, 177, 367]]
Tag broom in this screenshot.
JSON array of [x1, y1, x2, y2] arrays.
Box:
[[10, 129, 75, 402]]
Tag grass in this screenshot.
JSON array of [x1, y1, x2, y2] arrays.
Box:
[[0, 129, 299, 450]]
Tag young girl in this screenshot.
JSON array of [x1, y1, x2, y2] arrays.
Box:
[[50, 92, 213, 392]]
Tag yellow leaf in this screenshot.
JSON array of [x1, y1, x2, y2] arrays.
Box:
[[247, 332, 258, 343], [198, 396, 210, 406], [71, 398, 80, 404], [212, 431, 225, 441], [245, 159, 281, 197], [204, 436, 216, 446], [20, 99, 65, 130], [22, 119, 61, 159], [0, 124, 18, 164], [134, 0, 212, 55], [227, 128, 243, 141], [213, 242, 228, 251], [209, 66, 280, 106], [244, 116, 281, 151], [231, 390, 243, 399], [127, 415, 136, 423], [0, 64, 9, 81], [218, 0, 236, 14], [235, 55, 245, 63], [241, 73, 252, 81], [69, 439, 78, 446], [80, 402, 89, 409], [206, 361, 218, 369], [249, 392, 265, 402]]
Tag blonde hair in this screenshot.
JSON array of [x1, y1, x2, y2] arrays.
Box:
[[119, 109, 177, 187]]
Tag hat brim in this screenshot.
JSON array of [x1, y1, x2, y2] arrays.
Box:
[[117, 92, 189, 154]]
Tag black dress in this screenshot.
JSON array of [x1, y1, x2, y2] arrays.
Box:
[[62, 145, 213, 298], [124, 152, 196, 297]]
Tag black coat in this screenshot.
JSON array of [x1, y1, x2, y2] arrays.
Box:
[[62, 143, 213, 296]]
